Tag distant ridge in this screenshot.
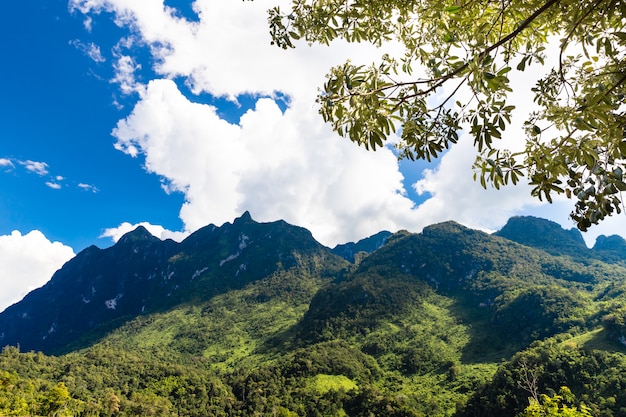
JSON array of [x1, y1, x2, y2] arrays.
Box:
[[592, 234, 626, 262], [331, 230, 392, 262], [494, 216, 588, 258], [495, 216, 626, 263]]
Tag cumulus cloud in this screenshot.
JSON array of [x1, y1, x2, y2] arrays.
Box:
[[69, 0, 625, 246], [101, 221, 188, 243], [0, 231, 75, 312], [112, 79, 426, 245]]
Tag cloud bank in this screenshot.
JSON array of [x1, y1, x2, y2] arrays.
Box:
[[0, 231, 75, 313], [71, 0, 625, 247]]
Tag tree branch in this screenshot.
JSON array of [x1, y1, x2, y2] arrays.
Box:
[[390, 0, 562, 104]]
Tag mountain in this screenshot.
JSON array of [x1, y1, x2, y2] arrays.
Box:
[[592, 234, 626, 262], [330, 230, 392, 262], [495, 216, 626, 263], [0, 212, 347, 354], [493, 216, 589, 257], [1, 215, 626, 417], [298, 221, 619, 352]]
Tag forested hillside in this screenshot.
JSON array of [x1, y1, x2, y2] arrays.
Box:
[[1, 215, 626, 416]]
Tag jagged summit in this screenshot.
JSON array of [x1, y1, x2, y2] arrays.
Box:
[[422, 220, 470, 235], [592, 234, 626, 262], [117, 225, 160, 245], [2, 213, 625, 355], [233, 210, 254, 224]]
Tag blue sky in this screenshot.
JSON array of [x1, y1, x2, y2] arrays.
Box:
[[1, 0, 185, 251], [1, 0, 625, 312]]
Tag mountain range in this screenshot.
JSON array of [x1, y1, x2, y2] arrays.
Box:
[[1, 213, 626, 417]]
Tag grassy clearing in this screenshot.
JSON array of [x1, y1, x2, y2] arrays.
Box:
[[307, 374, 358, 394], [562, 328, 626, 353]]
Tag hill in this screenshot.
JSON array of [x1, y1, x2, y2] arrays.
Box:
[[1, 214, 626, 416]]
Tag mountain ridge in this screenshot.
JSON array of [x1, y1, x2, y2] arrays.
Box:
[[0, 212, 347, 353], [494, 215, 626, 262], [1, 214, 626, 416], [3, 214, 626, 354]]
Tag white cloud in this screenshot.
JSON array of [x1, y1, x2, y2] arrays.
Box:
[[4, 158, 98, 193], [83, 15, 93, 32], [411, 134, 548, 231], [78, 183, 99, 192], [20, 160, 49, 176], [70, 39, 106, 62], [0, 158, 14, 169], [111, 55, 142, 95], [45, 182, 62, 190], [0, 231, 75, 313], [70, 0, 626, 246], [100, 221, 188, 243], [111, 79, 426, 245]]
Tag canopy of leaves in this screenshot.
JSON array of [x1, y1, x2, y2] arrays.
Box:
[[267, 0, 626, 231]]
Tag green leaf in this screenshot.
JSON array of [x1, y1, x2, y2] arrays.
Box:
[[444, 5, 462, 13], [497, 67, 512, 76]]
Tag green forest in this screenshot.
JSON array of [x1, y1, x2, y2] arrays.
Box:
[[2, 217, 626, 416]]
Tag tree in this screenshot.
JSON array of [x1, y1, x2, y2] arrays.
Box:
[[267, 0, 626, 230], [518, 387, 593, 417], [38, 382, 71, 417]]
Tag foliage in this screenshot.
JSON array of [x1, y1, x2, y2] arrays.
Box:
[[460, 340, 626, 416], [267, 0, 626, 230], [518, 387, 593, 417], [601, 305, 626, 345]]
